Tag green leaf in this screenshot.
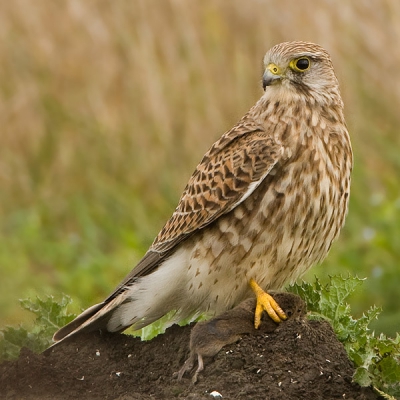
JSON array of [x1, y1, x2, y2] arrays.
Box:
[[377, 357, 400, 385], [353, 367, 372, 386], [0, 294, 77, 361], [289, 275, 400, 398]]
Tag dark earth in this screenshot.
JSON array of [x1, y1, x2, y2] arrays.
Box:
[[0, 293, 379, 400]]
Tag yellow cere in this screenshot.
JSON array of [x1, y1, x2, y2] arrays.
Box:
[[266, 63, 282, 75]]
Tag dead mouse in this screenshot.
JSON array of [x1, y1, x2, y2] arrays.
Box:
[[177, 292, 305, 382]]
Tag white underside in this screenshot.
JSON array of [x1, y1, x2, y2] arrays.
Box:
[[106, 231, 312, 332], [107, 247, 191, 331]]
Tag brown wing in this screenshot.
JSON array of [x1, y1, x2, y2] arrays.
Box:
[[152, 128, 281, 252], [110, 115, 283, 291], [115, 116, 281, 276]]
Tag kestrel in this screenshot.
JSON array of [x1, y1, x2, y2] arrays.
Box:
[[53, 41, 352, 343]]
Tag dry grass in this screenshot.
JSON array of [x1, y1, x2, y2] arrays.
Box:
[[1, 0, 399, 333]]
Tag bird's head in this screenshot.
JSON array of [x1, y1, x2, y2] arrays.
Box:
[[262, 41, 340, 102]]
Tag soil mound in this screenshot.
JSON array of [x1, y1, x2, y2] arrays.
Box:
[[0, 295, 378, 400]]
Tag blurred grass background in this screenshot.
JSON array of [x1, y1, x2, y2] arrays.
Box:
[[0, 0, 399, 336]]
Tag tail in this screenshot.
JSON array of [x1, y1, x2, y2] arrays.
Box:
[[52, 302, 108, 342], [50, 288, 174, 348], [51, 289, 135, 347], [42, 302, 107, 354], [49, 249, 188, 348], [50, 252, 162, 345], [48, 298, 174, 354]]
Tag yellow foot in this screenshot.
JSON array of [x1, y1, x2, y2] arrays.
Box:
[[249, 278, 287, 328]]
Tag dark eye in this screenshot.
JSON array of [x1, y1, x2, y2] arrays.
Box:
[[295, 57, 310, 71]]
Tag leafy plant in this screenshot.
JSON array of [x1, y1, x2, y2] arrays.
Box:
[[289, 275, 400, 398], [0, 295, 76, 360]]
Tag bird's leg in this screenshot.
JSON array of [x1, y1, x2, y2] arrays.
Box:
[[249, 278, 287, 328]]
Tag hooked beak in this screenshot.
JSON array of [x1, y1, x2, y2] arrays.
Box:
[[263, 63, 283, 90]]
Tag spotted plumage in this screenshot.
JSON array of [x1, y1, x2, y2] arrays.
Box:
[[53, 41, 352, 343]]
